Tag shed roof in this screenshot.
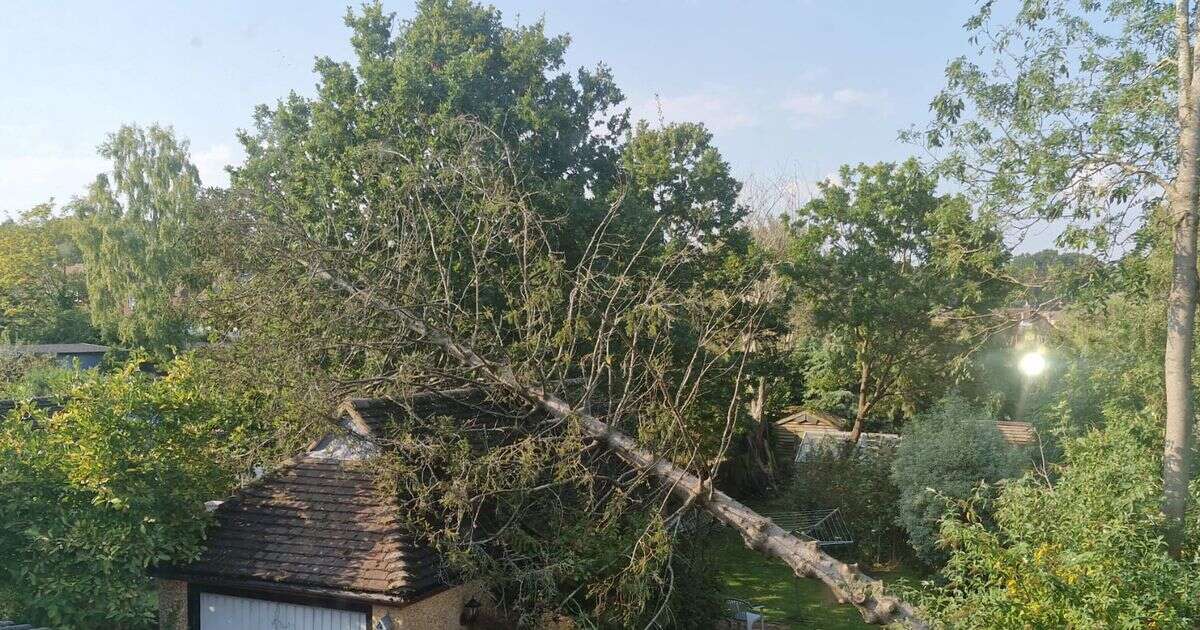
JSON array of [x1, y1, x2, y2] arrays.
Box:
[[996, 421, 1037, 446], [155, 388, 513, 605], [160, 453, 442, 604], [777, 409, 848, 432]]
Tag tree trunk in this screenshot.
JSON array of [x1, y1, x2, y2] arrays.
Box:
[[310, 265, 927, 628], [747, 376, 776, 487], [850, 360, 869, 444], [1164, 0, 1200, 556]]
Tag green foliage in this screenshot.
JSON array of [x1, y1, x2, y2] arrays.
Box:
[[1005, 249, 1100, 306], [790, 445, 910, 567], [0, 353, 77, 399], [0, 356, 290, 629], [372, 403, 727, 629], [913, 411, 1200, 628], [785, 160, 1010, 426], [72, 124, 203, 358], [622, 120, 747, 248], [210, 2, 757, 625], [234, 0, 629, 265], [0, 204, 96, 344], [891, 395, 1025, 565], [909, 0, 1176, 250]]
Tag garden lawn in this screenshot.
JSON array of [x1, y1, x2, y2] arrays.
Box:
[[709, 527, 918, 630]]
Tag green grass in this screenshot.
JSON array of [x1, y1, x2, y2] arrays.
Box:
[[708, 527, 922, 630]]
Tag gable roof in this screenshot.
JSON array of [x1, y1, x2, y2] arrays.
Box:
[[777, 409, 849, 433]]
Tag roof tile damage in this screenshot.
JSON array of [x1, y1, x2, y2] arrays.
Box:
[[154, 390, 510, 605]]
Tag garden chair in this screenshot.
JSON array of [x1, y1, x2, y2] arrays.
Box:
[[724, 598, 765, 630]]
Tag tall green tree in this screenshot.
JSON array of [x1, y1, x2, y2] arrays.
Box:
[[0, 356, 310, 629], [0, 204, 96, 344], [785, 160, 1010, 441], [205, 2, 779, 626], [72, 124, 202, 358], [909, 0, 1200, 553]]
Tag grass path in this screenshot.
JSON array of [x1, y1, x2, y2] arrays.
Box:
[[708, 526, 924, 629], [709, 527, 871, 629]]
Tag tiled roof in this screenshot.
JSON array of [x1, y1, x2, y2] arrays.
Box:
[[339, 386, 509, 438], [996, 421, 1037, 446], [156, 388, 517, 604], [167, 454, 442, 603]]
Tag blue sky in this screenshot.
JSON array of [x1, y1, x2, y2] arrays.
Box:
[[2, 1, 1056, 247]]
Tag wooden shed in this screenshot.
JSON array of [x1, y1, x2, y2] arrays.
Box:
[[773, 409, 849, 460]]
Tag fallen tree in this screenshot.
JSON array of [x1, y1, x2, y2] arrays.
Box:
[[205, 112, 926, 626], [311, 265, 926, 628]]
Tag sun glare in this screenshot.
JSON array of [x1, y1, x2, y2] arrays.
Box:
[[1018, 351, 1047, 377]]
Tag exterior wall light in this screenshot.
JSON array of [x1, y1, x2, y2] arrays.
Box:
[[460, 596, 482, 625]]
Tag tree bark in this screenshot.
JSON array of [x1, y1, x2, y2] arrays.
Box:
[[1164, 0, 1200, 556], [310, 265, 927, 628], [747, 376, 777, 487], [850, 360, 869, 444]]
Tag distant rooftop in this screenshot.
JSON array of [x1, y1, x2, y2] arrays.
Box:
[[1, 343, 108, 355]]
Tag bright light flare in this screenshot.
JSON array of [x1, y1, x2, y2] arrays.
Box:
[[1018, 351, 1047, 377]]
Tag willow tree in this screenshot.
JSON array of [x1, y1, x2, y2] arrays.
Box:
[[72, 124, 202, 357], [907, 0, 1200, 554]]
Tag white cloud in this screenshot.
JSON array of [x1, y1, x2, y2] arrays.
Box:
[[780, 88, 889, 128], [0, 141, 244, 218], [0, 153, 106, 216], [192, 143, 244, 188], [632, 92, 757, 133]]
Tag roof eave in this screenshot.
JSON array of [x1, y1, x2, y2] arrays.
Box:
[[147, 568, 454, 607]]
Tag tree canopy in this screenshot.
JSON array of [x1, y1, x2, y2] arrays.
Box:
[[0, 204, 95, 344], [785, 159, 1010, 438], [72, 124, 204, 358]]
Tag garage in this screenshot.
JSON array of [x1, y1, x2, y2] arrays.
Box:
[[151, 395, 496, 629], [197, 591, 367, 630]]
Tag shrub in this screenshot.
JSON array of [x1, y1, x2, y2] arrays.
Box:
[[790, 443, 910, 567], [0, 357, 286, 629], [890, 395, 1024, 565], [912, 410, 1200, 628], [0, 352, 75, 399]]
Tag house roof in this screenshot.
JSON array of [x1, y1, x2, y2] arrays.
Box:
[[777, 409, 848, 432], [160, 453, 443, 604], [1, 343, 108, 355], [996, 421, 1037, 446], [155, 388, 515, 605]]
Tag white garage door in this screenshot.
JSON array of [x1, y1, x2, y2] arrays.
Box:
[[199, 592, 368, 630]]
